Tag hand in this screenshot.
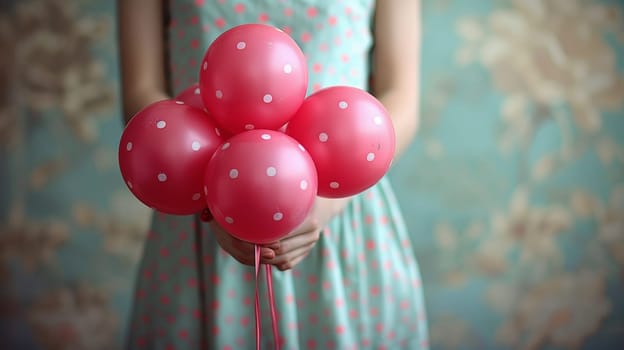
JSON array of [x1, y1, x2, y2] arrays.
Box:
[[210, 220, 278, 266], [268, 196, 352, 271], [268, 216, 321, 271]]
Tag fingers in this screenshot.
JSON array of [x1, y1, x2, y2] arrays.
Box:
[[284, 217, 320, 239], [276, 225, 321, 255], [207, 218, 321, 269], [210, 222, 276, 266], [271, 241, 316, 271], [269, 226, 322, 270], [212, 229, 252, 265], [281, 250, 312, 271]]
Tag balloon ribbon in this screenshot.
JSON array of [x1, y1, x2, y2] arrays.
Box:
[[254, 245, 281, 350]]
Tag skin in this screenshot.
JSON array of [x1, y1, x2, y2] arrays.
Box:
[[118, 0, 421, 270]]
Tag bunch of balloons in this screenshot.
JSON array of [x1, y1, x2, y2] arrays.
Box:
[[119, 24, 395, 244]]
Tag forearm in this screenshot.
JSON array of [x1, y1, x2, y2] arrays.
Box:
[[372, 0, 422, 159], [118, 0, 168, 124], [314, 78, 421, 227], [375, 88, 420, 160], [314, 89, 420, 227]]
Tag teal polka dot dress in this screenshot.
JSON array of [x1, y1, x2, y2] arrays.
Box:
[[126, 1, 429, 349]]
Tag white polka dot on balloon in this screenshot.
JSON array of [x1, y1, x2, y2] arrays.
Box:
[[245, 124, 255, 130], [300, 180, 308, 190], [373, 116, 383, 125], [366, 152, 375, 161], [236, 41, 246, 50], [225, 216, 234, 224], [318, 132, 329, 142], [266, 166, 277, 177], [156, 121, 166, 129], [215, 128, 221, 136], [221, 142, 231, 150], [298, 144, 306, 152], [338, 101, 348, 109], [127, 180, 133, 189], [330, 181, 340, 189], [283, 64, 293, 74], [158, 173, 168, 182], [215, 90, 223, 99], [229, 169, 239, 179], [175, 101, 184, 105], [191, 141, 201, 151], [192, 193, 201, 201], [203, 61, 207, 70], [126, 142, 133, 151], [194, 87, 200, 95], [273, 212, 284, 221], [261, 134, 271, 140], [263, 94, 273, 103]]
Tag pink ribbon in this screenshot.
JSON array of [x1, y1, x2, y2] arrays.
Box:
[[266, 264, 280, 348], [254, 245, 281, 350]]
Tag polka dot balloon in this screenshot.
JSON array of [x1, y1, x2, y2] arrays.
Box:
[[199, 24, 308, 134], [119, 100, 226, 215], [176, 83, 231, 140], [175, 83, 204, 111], [204, 130, 318, 244], [286, 86, 396, 198]]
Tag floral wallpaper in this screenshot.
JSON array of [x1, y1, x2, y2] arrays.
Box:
[[391, 0, 624, 349], [1, 1, 151, 349], [1, 0, 623, 349]]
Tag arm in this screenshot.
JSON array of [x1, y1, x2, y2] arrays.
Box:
[[318, 0, 422, 221], [118, 0, 170, 124], [373, 0, 422, 158], [269, 0, 422, 270], [304, 0, 422, 228], [312, 0, 422, 223]]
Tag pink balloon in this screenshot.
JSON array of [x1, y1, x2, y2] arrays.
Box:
[[175, 83, 204, 110], [204, 130, 318, 244], [199, 24, 308, 134], [176, 83, 231, 140], [119, 100, 226, 215], [286, 86, 396, 198]]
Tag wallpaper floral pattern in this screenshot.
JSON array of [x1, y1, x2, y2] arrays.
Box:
[[1, 1, 150, 349], [1, 0, 623, 349]]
